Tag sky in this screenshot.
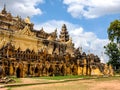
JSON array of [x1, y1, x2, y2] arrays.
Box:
[[0, 0, 120, 62]]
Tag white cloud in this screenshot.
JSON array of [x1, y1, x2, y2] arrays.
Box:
[[34, 20, 108, 62], [0, 0, 44, 18], [63, 0, 120, 18], [69, 27, 108, 62], [34, 20, 79, 36]]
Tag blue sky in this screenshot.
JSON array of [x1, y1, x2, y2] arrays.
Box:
[[0, 0, 120, 62], [33, 0, 120, 39]]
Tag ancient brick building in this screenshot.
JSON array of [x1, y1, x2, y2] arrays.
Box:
[[0, 6, 113, 78]]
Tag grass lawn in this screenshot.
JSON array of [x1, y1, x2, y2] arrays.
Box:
[[31, 75, 94, 80], [95, 76, 120, 81], [9, 76, 22, 83], [8, 75, 120, 83]]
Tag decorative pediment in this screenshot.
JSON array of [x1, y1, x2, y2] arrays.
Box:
[[17, 25, 35, 36]]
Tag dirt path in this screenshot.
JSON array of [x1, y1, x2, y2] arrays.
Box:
[[0, 88, 7, 90], [90, 80, 120, 90], [11, 79, 120, 90]]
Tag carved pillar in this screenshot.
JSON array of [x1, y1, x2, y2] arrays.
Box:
[[109, 64, 114, 76], [9, 63, 14, 76], [104, 64, 109, 75], [77, 60, 82, 75], [86, 55, 91, 75], [83, 58, 87, 75]]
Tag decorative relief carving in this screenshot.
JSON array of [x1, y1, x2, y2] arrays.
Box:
[[17, 25, 35, 36]]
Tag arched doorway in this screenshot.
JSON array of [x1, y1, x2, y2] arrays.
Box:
[[27, 63, 31, 76], [16, 67, 21, 78], [16, 63, 23, 78], [35, 66, 39, 77]]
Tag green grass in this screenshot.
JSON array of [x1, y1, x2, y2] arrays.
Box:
[[7, 87, 12, 90], [31, 75, 94, 80], [30, 75, 120, 81], [13, 78, 21, 83], [9, 76, 22, 83], [95, 76, 120, 81]]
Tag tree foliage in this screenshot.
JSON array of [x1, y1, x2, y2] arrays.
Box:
[[108, 20, 120, 43], [105, 19, 120, 69], [104, 42, 120, 68]]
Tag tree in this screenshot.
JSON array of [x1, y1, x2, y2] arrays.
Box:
[[104, 19, 120, 70], [108, 20, 120, 43], [104, 42, 120, 69]]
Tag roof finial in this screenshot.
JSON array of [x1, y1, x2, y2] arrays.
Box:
[[79, 46, 82, 53], [4, 4, 6, 10], [1, 4, 7, 14], [88, 49, 90, 55], [62, 24, 66, 28]]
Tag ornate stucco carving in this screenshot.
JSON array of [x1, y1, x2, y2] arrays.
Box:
[[17, 25, 35, 37], [0, 38, 7, 49], [24, 16, 31, 24]]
